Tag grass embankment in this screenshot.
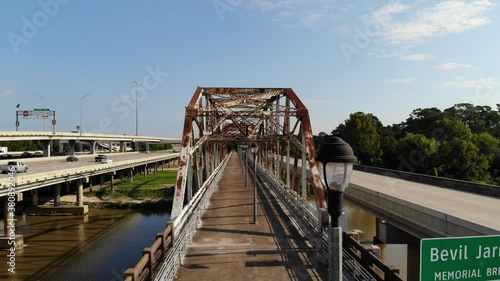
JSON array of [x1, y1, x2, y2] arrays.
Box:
[[85, 169, 177, 209]]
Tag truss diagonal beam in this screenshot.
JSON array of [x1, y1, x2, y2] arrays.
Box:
[[171, 87, 326, 219]]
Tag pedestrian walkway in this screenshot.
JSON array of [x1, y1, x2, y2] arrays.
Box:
[[175, 154, 327, 281]]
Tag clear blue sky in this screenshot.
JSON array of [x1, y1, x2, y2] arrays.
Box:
[[1, 0, 498, 138]]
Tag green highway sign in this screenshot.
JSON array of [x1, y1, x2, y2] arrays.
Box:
[[34, 108, 50, 111], [421, 235, 500, 281]]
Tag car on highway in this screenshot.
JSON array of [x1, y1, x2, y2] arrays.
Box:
[[20, 151, 32, 158], [0, 154, 13, 159], [100, 157, 112, 164], [66, 155, 79, 162], [95, 154, 107, 162], [1, 161, 28, 173], [33, 151, 43, 157]]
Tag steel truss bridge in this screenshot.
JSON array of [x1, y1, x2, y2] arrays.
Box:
[[126, 87, 398, 281]]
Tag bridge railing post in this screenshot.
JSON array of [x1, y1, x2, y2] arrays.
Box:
[[156, 232, 165, 252], [124, 268, 137, 281], [143, 247, 153, 276]]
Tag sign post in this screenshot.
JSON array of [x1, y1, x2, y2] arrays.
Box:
[[421, 235, 500, 281]]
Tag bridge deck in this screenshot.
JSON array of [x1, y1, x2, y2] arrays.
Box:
[[174, 155, 329, 281]]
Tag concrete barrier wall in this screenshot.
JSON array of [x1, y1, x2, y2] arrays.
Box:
[[346, 183, 500, 238], [354, 165, 500, 198]]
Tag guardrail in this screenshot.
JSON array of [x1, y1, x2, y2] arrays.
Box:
[[124, 153, 231, 281], [0, 154, 180, 196], [354, 165, 500, 198], [253, 159, 378, 280], [344, 233, 403, 281], [124, 225, 173, 281]]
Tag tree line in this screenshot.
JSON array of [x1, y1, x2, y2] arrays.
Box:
[[315, 103, 500, 185]]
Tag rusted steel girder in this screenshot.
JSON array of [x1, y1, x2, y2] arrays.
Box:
[[171, 87, 326, 219]]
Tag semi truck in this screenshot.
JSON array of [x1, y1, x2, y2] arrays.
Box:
[[0, 147, 12, 159]]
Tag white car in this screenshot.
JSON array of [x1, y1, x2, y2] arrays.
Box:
[[100, 157, 113, 164]]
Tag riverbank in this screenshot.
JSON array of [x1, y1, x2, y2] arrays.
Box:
[[58, 193, 173, 210], [57, 168, 177, 210]]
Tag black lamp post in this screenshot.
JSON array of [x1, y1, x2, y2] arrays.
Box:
[[250, 143, 258, 224], [316, 137, 356, 281]]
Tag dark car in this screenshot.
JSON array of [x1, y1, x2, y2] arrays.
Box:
[[94, 154, 107, 162], [0, 154, 12, 159], [66, 156, 79, 162], [20, 151, 32, 158]]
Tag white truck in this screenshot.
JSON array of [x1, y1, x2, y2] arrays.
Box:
[[0, 147, 12, 159], [1, 161, 28, 173]]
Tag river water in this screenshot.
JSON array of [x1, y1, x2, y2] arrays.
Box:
[[1, 208, 171, 281], [0, 198, 414, 281], [343, 199, 414, 280]]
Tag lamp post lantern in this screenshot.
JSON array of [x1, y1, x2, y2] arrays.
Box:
[[250, 143, 258, 224], [80, 93, 92, 135], [316, 137, 356, 281]]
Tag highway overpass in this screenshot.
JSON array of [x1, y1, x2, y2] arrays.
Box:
[[0, 131, 181, 156]]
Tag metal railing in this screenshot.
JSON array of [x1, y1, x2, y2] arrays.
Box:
[[253, 160, 377, 280], [124, 152, 231, 281]]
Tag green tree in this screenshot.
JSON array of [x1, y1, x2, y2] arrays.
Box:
[[397, 133, 440, 175], [339, 112, 382, 165], [378, 125, 399, 169], [434, 119, 491, 182], [444, 103, 500, 136], [402, 107, 445, 138]]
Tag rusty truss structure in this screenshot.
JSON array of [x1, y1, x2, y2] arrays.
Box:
[[171, 87, 326, 218]]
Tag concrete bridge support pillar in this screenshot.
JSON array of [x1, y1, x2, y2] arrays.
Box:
[[88, 178, 93, 192], [76, 179, 84, 207], [41, 140, 51, 157], [375, 218, 419, 244], [120, 170, 124, 183], [89, 140, 97, 154], [59, 140, 64, 153], [120, 141, 126, 152], [31, 189, 39, 207], [110, 172, 115, 192], [3, 197, 15, 239], [145, 143, 150, 152], [68, 140, 76, 156], [100, 175, 104, 190], [54, 184, 61, 207], [108, 141, 113, 153], [130, 169, 134, 183], [78, 142, 84, 152], [1, 197, 24, 250]]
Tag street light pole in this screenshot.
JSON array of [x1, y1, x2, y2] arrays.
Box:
[[250, 143, 258, 224], [316, 137, 356, 281], [80, 93, 92, 135], [133, 81, 140, 136]]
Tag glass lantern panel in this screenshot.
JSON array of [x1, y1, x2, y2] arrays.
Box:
[[325, 162, 354, 191]]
